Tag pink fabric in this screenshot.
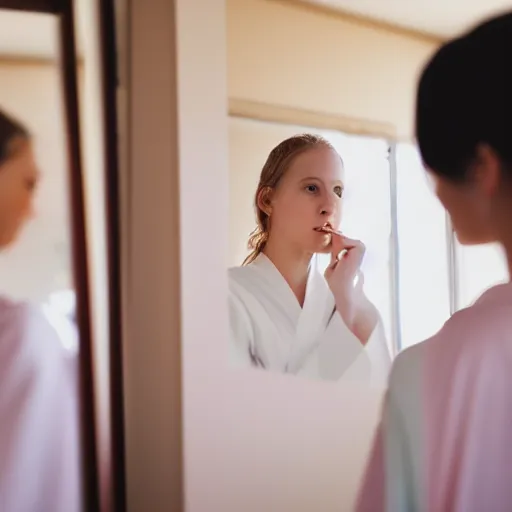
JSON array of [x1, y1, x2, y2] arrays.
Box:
[[357, 282, 512, 512], [0, 297, 81, 512]]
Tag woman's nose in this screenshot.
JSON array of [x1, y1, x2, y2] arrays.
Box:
[[320, 196, 336, 216]]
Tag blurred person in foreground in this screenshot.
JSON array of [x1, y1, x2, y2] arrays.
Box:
[[0, 109, 81, 512], [357, 11, 512, 512]]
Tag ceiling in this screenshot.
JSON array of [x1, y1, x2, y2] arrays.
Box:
[[0, 1, 510, 58], [298, 0, 512, 38]]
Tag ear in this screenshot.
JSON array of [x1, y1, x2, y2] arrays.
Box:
[[473, 143, 502, 197], [257, 186, 274, 216]]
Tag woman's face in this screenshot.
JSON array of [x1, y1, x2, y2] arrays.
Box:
[[0, 139, 39, 249], [264, 146, 344, 254]]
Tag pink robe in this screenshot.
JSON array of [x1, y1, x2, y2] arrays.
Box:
[[0, 297, 81, 512], [356, 281, 512, 512]]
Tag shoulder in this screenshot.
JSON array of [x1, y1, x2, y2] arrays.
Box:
[[228, 264, 255, 285], [388, 341, 425, 393], [227, 266, 253, 313], [389, 283, 512, 400], [227, 264, 261, 300]]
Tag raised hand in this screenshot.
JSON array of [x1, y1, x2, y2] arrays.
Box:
[[322, 230, 378, 344]]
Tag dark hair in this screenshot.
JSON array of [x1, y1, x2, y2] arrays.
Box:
[[415, 12, 512, 182], [0, 109, 30, 166], [243, 133, 336, 265]]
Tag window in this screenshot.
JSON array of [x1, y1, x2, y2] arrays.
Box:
[[316, 130, 394, 351], [395, 143, 451, 349]]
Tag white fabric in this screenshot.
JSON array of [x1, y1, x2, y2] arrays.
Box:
[[0, 296, 81, 512], [229, 253, 391, 385]]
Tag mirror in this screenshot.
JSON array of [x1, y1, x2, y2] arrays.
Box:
[[227, 114, 508, 378], [0, 2, 117, 510], [227, 115, 394, 382]]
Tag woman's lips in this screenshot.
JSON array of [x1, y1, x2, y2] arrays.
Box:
[[314, 223, 336, 234]]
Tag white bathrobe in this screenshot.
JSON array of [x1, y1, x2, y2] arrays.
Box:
[[229, 253, 391, 385], [0, 296, 81, 512]]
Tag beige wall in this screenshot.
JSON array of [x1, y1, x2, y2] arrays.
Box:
[[0, 62, 72, 301], [227, 0, 439, 141]]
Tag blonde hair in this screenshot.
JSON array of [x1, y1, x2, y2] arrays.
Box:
[[243, 133, 335, 265]]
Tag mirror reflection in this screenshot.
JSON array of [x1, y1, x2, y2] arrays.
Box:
[[227, 115, 508, 381], [228, 117, 392, 383], [0, 10, 82, 511]]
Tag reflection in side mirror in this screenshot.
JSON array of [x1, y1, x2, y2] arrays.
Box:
[[0, 14, 84, 507], [0, 4, 115, 510]]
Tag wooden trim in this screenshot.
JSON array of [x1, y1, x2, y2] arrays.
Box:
[[0, 54, 84, 66], [58, 2, 100, 511], [229, 97, 397, 140], [97, 0, 127, 509], [0, 55, 57, 66], [123, 0, 184, 508], [269, 0, 446, 45]]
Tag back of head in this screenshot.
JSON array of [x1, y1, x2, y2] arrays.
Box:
[[416, 12, 512, 181], [0, 109, 29, 166]]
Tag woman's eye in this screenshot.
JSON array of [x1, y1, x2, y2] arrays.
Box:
[[334, 186, 343, 198], [305, 184, 318, 193]]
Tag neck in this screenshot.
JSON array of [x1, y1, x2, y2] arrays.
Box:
[[493, 209, 512, 280], [263, 236, 313, 306]]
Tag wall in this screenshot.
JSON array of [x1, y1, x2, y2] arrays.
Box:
[[122, 0, 184, 509], [0, 62, 73, 302], [227, 0, 439, 141]]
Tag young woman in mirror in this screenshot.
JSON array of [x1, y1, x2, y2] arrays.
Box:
[[229, 134, 391, 384], [0, 109, 81, 512], [357, 12, 512, 511]]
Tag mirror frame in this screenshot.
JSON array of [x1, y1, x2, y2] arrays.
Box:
[[0, 1, 124, 510]]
